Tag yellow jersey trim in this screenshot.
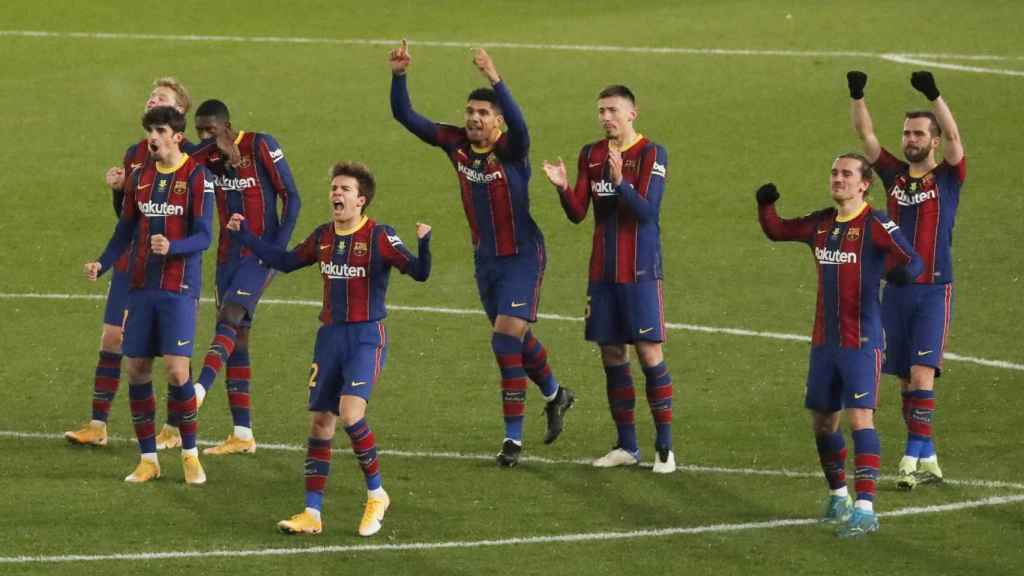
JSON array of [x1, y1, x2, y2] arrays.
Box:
[[157, 153, 189, 174], [334, 215, 369, 236], [835, 202, 870, 223]]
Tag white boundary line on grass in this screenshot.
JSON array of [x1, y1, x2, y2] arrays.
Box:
[[1, 494, 1022, 564], [1, 30, 1024, 76], [3, 429, 1024, 491], [1, 291, 1022, 372]]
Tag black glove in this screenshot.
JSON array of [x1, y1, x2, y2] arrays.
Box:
[[847, 71, 867, 100], [886, 266, 913, 286], [910, 71, 940, 101], [756, 183, 780, 205]]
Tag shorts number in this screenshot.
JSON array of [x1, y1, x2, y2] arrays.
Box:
[[307, 363, 319, 389]]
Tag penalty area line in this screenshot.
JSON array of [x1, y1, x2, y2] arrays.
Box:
[[1, 494, 1022, 564], [4, 429, 1024, 491], [1, 291, 1022, 371]]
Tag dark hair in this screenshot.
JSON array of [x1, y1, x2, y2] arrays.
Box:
[[598, 84, 636, 105], [142, 106, 186, 134], [835, 152, 874, 196], [467, 87, 501, 113], [330, 161, 376, 212], [904, 111, 941, 137], [195, 99, 231, 122]]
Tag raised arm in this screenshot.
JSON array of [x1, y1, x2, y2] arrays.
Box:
[[389, 40, 443, 146], [910, 71, 964, 166], [755, 183, 819, 244], [167, 167, 214, 256], [847, 71, 882, 164], [230, 215, 319, 273], [611, 144, 667, 221], [378, 224, 432, 282], [256, 134, 302, 247]]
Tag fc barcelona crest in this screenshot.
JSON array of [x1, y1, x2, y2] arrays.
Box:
[[174, 180, 188, 196], [846, 227, 861, 241], [353, 241, 368, 257], [239, 155, 252, 168]]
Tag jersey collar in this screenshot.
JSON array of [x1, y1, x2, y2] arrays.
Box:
[[334, 215, 368, 236]]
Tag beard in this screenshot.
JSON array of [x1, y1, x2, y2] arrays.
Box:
[[903, 145, 930, 163]]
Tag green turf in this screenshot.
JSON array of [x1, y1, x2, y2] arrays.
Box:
[[1, 1, 1022, 574]]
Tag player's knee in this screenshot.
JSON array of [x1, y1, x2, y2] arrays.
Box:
[[219, 303, 247, 328], [846, 408, 875, 430], [909, 366, 935, 390], [600, 345, 628, 366], [339, 396, 368, 427], [635, 342, 664, 367], [493, 315, 528, 339], [100, 325, 123, 352], [125, 358, 152, 384], [810, 411, 840, 436], [309, 412, 337, 439]]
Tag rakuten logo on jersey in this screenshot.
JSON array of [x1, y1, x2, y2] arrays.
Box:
[[320, 261, 366, 279], [216, 175, 257, 191], [814, 247, 858, 265], [138, 200, 184, 217], [590, 180, 617, 197], [891, 186, 936, 206], [457, 163, 503, 184]]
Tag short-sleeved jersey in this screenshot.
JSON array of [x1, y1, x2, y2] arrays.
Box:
[[191, 131, 301, 265], [98, 154, 215, 297], [874, 148, 965, 284], [559, 136, 668, 283], [239, 217, 430, 324], [391, 75, 542, 259], [758, 203, 922, 348]]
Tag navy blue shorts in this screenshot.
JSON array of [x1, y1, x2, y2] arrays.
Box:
[[215, 256, 274, 326], [122, 290, 198, 358], [475, 244, 545, 323], [585, 280, 666, 345], [103, 269, 131, 327], [805, 344, 882, 412], [882, 283, 953, 378], [308, 321, 388, 412]]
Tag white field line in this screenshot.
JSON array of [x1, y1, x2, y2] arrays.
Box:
[[4, 429, 1024, 492], [1, 291, 1021, 371], [1, 493, 1022, 565], [1, 30, 1024, 76]]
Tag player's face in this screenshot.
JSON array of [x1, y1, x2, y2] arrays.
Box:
[[901, 117, 939, 163], [146, 124, 183, 163], [330, 175, 367, 223], [464, 100, 502, 145], [830, 157, 870, 202], [195, 115, 226, 141], [597, 96, 637, 139], [145, 86, 182, 113]]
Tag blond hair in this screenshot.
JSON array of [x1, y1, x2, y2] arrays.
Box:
[[153, 77, 192, 114]]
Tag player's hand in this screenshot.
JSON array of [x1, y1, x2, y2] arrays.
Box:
[[542, 158, 568, 189], [886, 266, 913, 286], [910, 71, 940, 101], [105, 166, 125, 189], [389, 39, 412, 74], [415, 222, 431, 239], [607, 148, 623, 185], [756, 183, 780, 205], [83, 262, 101, 281], [150, 234, 170, 255], [846, 71, 867, 100], [216, 130, 242, 167], [227, 213, 246, 232], [473, 48, 500, 84]]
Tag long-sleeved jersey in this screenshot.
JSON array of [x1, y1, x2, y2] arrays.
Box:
[[759, 202, 922, 348], [558, 136, 668, 283], [190, 131, 300, 265], [874, 148, 965, 285], [391, 74, 542, 259], [238, 217, 430, 324], [97, 154, 215, 297]]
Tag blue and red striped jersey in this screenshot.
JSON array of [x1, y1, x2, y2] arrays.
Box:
[[237, 217, 430, 324], [874, 148, 965, 285], [190, 131, 301, 265], [391, 75, 543, 258], [97, 154, 215, 297], [759, 203, 922, 348], [558, 136, 668, 283]]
